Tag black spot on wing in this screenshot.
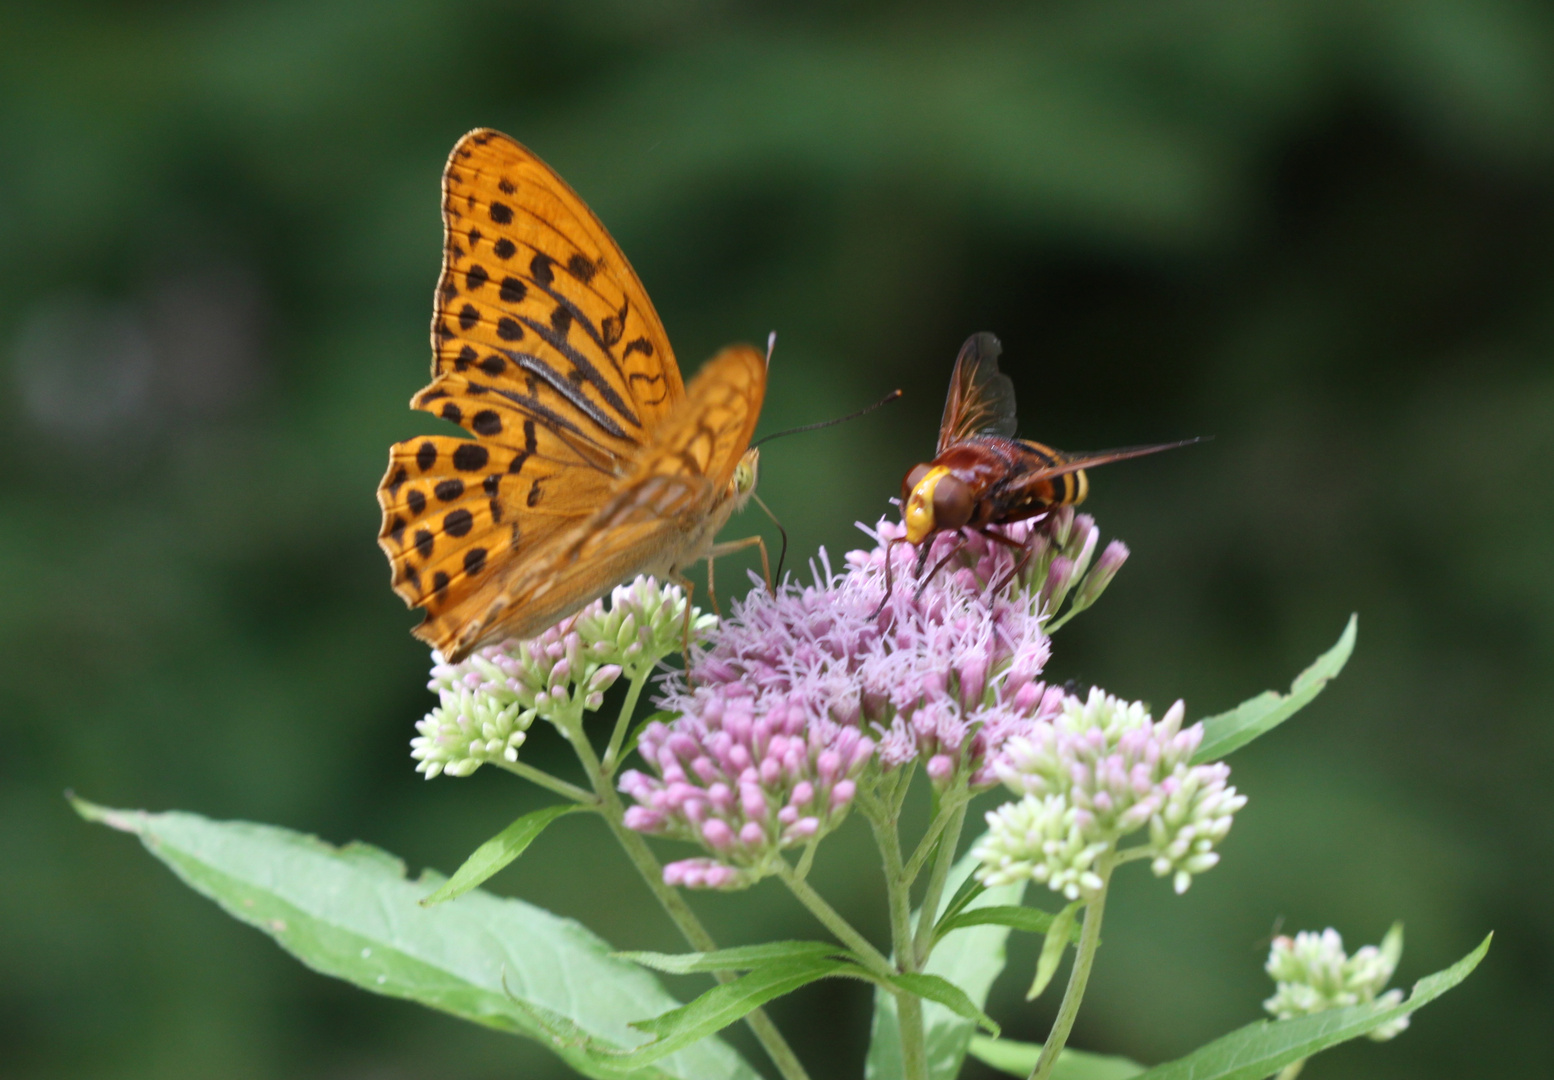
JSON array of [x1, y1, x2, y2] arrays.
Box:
[[444, 508, 474, 537], [440, 402, 462, 423], [407, 489, 427, 517], [567, 254, 595, 283], [453, 444, 490, 471], [466, 265, 488, 292], [416, 442, 437, 471], [530, 253, 555, 287], [494, 238, 516, 260], [489, 202, 513, 225], [623, 337, 654, 359], [500, 276, 526, 304], [464, 547, 487, 576], [435, 479, 464, 502], [472, 410, 502, 436]]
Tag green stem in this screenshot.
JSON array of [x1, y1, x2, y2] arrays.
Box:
[[1029, 854, 1116, 1080], [601, 666, 651, 774], [774, 860, 894, 977], [912, 799, 968, 966], [860, 796, 930, 1080], [901, 791, 957, 884], [1275, 1061, 1306, 1080], [494, 759, 594, 805], [565, 710, 812, 1080]]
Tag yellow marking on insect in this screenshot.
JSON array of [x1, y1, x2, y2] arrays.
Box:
[[905, 465, 952, 544]]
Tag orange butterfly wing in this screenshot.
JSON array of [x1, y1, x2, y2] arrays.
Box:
[[939, 331, 1018, 452], [500, 345, 768, 627], [378, 130, 766, 660]]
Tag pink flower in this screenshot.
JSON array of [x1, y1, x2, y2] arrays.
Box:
[[620, 513, 1127, 886]]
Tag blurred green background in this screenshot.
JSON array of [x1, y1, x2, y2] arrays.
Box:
[[3, 1, 1551, 1077]]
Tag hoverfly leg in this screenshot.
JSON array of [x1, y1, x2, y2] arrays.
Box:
[[986, 527, 1038, 595], [914, 530, 967, 602], [872, 536, 908, 619]]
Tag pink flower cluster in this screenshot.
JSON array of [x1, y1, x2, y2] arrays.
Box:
[[620, 513, 1124, 887], [620, 687, 874, 888]]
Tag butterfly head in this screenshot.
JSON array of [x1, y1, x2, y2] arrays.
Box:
[[729, 448, 760, 511], [902, 463, 974, 545]]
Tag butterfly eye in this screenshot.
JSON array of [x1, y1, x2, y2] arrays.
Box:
[[932, 475, 973, 529], [903, 463, 931, 500]]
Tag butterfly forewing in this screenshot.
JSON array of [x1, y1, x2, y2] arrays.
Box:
[[432, 129, 684, 452], [938, 331, 1018, 452]]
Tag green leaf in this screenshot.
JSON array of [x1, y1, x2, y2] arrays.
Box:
[[1028, 901, 1082, 1000], [610, 955, 853, 1068], [867, 841, 1026, 1080], [618, 941, 843, 975], [1134, 933, 1491, 1080], [1192, 614, 1357, 763], [936, 873, 987, 928], [421, 803, 582, 906], [969, 1035, 1145, 1079], [885, 972, 1000, 1036], [936, 904, 1082, 943], [72, 798, 759, 1080]]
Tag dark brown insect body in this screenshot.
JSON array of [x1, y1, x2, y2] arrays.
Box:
[[901, 332, 1196, 548]]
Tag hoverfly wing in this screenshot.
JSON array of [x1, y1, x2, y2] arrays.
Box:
[[938, 332, 1018, 453], [1013, 437, 1207, 482]]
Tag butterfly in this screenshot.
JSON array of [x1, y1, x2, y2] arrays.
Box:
[[897, 331, 1197, 578], [377, 129, 767, 662]]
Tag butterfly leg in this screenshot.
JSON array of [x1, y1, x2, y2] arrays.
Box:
[[670, 572, 700, 655], [706, 534, 774, 609]]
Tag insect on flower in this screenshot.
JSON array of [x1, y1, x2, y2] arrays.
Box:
[[377, 129, 772, 662], [894, 332, 1200, 593]]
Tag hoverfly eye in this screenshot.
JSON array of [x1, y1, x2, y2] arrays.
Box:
[[903, 463, 931, 499], [932, 475, 973, 529]]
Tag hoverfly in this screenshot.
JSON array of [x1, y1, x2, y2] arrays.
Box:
[[894, 331, 1199, 591]]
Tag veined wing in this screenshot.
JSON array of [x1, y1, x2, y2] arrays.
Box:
[[938, 331, 1017, 453]]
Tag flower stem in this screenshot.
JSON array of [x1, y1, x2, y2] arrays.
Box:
[[1028, 854, 1116, 1080], [912, 799, 967, 966], [860, 795, 930, 1080], [600, 666, 652, 774], [1275, 1062, 1306, 1080], [494, 759, 595, 805], [564, 710, 812, 1080], [774, 861, 894, 977]]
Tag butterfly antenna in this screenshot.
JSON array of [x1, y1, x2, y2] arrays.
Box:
[[751, 493, 788, 587], [751, 388, 903, 450]]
